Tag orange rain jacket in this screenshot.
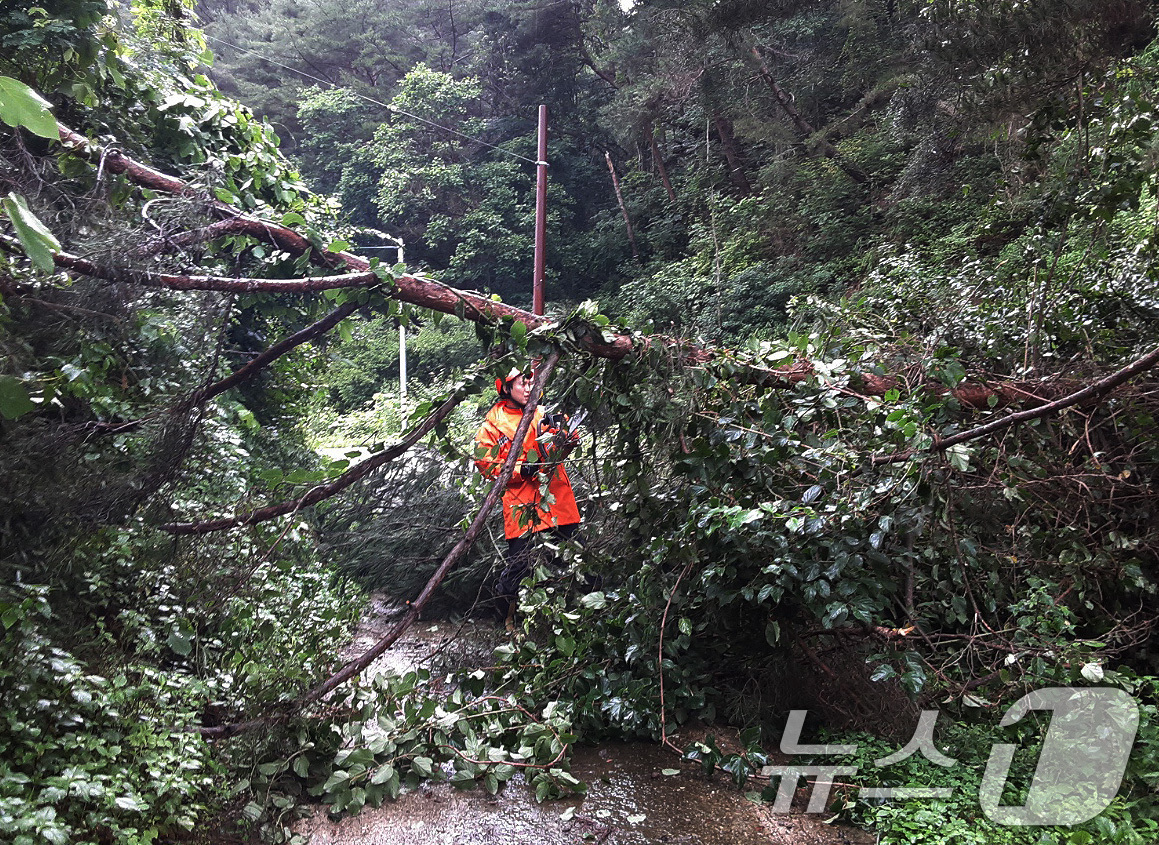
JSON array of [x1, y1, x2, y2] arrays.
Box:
[[474, 399, 581, 540]]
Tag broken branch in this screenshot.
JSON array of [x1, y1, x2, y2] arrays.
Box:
[[161, 386, 468, 534], [196, 352, 561, 737], [872, 343, 1159, 465]]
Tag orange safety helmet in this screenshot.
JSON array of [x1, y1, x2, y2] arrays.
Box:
[[495, 367, 526, 395]]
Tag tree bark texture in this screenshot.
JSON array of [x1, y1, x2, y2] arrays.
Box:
[[648, 124, 678, 204], [711, 113, 753, 194], [605, 151, 641, 260]]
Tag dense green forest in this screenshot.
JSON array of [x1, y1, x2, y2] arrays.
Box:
[[3, 0, 1159, 843]]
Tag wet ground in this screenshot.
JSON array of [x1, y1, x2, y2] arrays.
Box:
[[296, 596, 874, 845]]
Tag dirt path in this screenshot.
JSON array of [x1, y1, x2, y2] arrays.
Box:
[[295, 596, 874, 845]]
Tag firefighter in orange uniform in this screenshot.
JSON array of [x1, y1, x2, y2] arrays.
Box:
[[474, 367, 581, 626]]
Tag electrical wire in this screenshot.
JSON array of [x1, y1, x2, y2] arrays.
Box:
[[203, 33, 545, 166]]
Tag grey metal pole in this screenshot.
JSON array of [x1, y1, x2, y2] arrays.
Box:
[[533, 105, 548, 316], [397, 244, 407, 411]]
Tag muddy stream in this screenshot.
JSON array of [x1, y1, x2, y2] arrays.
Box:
[[297, 596, 874, 845]]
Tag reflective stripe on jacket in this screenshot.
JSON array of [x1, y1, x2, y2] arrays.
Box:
[[474, 400, 581, 539]]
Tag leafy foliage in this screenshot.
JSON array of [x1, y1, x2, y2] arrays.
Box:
[[4, 0, 1159, 843]]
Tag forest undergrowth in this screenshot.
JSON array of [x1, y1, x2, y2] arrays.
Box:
[[3, 2, 1159, 844]]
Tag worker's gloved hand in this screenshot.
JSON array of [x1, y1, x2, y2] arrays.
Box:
[[519, 462, 539, 480], [533, 412, 582, 464]]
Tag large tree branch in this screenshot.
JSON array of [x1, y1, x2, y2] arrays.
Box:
[[577, 41, 618, 89], [57, 124, 328, 263], [872, 343, 1159, 465], [161, 385, 469, 534], [198, 352, 560, 737], [186, 300, 360, 407], [2, 233, 586, 344], [74, 298, 361, 436], [47, 246, 381, 292], [48, 122, 641, 354], [130, 218, 258, 258]]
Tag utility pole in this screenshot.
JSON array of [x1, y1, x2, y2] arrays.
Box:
[[533, 104, 548, 316]]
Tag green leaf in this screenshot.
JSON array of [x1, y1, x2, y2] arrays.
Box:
[[580, 591, 607, 610], [946, 444, 971, 472], [115, 795, 147, 812], [1080, 662, 1104, 683], [322, 770, 350, 792], [166, 618, 195, 657], [534, 778, 552, 802], [1, 603, 22, 629], [510, 320, 527, 343], [0, 76, 59, 140], [449, 769, 475, 788], [384, 769, 401, 799], [937, 359, 967, 387], [0, 375, 35, 420], [3, 193, 60, 272]]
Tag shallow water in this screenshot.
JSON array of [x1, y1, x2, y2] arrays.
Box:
[[297, 597, 873, 845], [298, 738, 871, 845]]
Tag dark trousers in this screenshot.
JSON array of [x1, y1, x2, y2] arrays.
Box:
[[494, 522, 582, 603]]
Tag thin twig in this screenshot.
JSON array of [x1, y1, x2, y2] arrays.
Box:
[[658, 557, 696, 753]]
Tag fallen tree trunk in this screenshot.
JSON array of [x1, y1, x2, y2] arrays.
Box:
[[31, 123, 1141, 410], [197, 352, 560, 737], [0, 231, 1123, 416], [872, 342, 1159, 465]]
